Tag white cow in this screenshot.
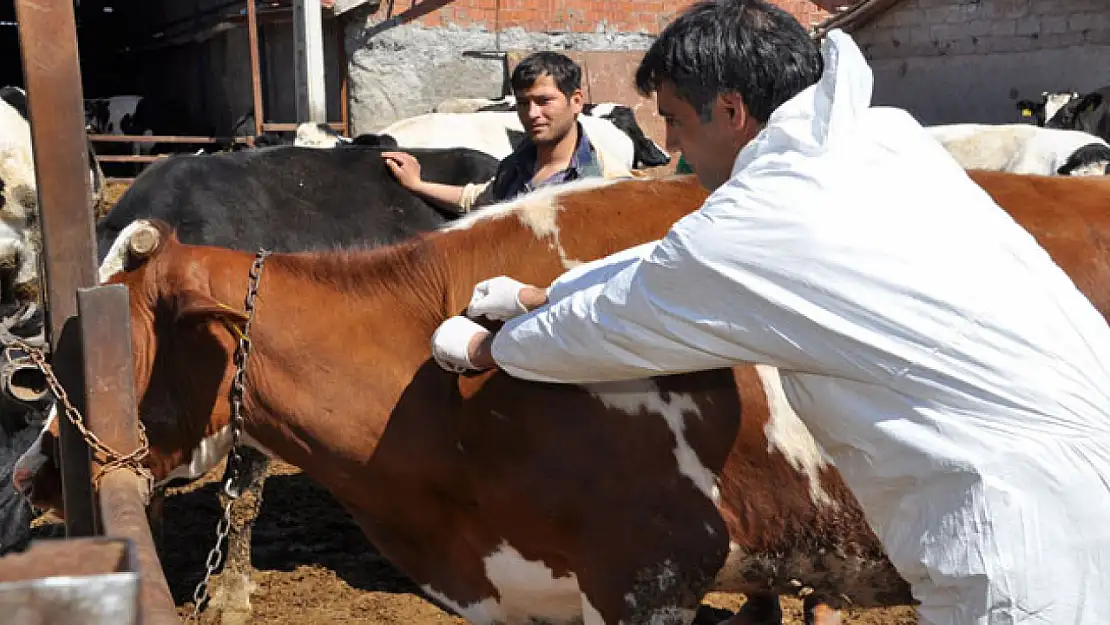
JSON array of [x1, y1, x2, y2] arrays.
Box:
[[433, 95, 516, 114], [375, 110, 665, 171], [928, 123, 1110, 176]]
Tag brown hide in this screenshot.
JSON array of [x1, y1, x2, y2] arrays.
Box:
[[22, 171, 1110, 621]]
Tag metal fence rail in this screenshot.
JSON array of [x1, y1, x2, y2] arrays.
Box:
[[12, 0, 181, 622]]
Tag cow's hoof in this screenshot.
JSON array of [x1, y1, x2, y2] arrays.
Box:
[[718, 593, 782, 625], [803, 595, 842, 625]]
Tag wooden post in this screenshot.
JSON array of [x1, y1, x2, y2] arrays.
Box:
[[293, 0, 327, 122], [13, 0, 98, 538], [247, 0, 265, 136]]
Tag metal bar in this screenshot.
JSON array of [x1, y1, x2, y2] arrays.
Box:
[[88, 135, 228, 143], [14, 0, 98, 538], [293, 0, 327, 122], [248, 0, 265, 136], [261, 121, 343, 132], [94, 155, 170, 163], [79, 285, 180, 625], [105, 178, 137, 184]]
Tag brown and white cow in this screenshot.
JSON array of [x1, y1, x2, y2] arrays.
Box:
[[16, 171, 1110, 624]]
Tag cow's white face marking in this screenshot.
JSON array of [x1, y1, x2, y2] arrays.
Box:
[[1044, 92, 1079, 122], [98, 219, 154, 283], [588, 379, 717, 499], [12, 404, 56, 495], [421, 541, 584, 624], [754, 365, 832, 506]]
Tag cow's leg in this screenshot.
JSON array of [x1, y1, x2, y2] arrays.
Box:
[[716, 593, 783, 625], [802, 594, 842, 625], [208, 448, 270, 625], [574, 516, 730, 624]]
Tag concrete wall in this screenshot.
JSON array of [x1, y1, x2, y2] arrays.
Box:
[[343, 0, 834, 134], [851, 0, 1110, 124]]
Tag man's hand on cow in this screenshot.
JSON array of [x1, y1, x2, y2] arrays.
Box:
[[431, 316, 496, 373], [382, 151, 423, 191], [467, 276, 530, 320], [467, 276, 550, 321]]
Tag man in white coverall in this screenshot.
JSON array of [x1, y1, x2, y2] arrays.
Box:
[[430, 1, 1110, 623]]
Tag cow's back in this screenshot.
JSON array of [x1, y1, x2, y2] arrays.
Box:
[[95, 145, 499, 260]]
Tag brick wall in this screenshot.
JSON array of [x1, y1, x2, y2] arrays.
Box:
[[413, 0, 834, 33], [853, 0, 1110, 59]]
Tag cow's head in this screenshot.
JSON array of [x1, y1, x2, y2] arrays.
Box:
[[1048, 91, 1105, 130], [1056, 142, 1110, 176], [0, 147, 43, 315], [583, 103, 671, 168], [294, 122, 350, 149], [13, 220, 250, 513]]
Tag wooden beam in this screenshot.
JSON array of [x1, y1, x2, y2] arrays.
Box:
[[248, 0, 265, 136], [293, 0, 327, 122]]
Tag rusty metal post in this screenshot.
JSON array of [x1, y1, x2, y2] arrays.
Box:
[[14, 0, 99, 538], [248, 0, 265, 136], [78, 285, 180, 625]]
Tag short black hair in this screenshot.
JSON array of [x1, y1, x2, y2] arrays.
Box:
[[511, 51, 583, 99], [635, 0, 823, 123]]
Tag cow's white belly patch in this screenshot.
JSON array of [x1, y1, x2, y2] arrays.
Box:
[[422, 542, 601, 624], [158, 425, 280, 486]]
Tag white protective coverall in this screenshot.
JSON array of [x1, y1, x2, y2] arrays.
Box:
[[489, 30, 1110, 625]]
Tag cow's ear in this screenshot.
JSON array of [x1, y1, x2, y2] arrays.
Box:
[[1081, 93, 1104, 112], [174, 290, 249, 336]]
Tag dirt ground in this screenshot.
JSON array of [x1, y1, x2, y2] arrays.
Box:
[[29, 178, 918, 624]]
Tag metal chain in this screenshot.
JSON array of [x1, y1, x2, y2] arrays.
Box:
[[188, 248, 271, 623], [0, 331, 154, 496]]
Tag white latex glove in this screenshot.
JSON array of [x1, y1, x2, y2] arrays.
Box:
[[466, 276, 529, 321], [431, 315, 488, 373]]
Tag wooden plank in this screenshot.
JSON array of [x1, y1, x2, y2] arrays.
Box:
[[293, 0, 328, 122], [87, 135, 231, 144], [13, 0, 97, 539], [261, 121, 344, 132], [93, 155, 170, 163]]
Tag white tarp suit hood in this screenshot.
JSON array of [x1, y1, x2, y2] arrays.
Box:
[[491, 30, 1110, 625]]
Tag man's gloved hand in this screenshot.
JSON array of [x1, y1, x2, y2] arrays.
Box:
[[466, 276, 530, 321], [431, 316, 490, 373]]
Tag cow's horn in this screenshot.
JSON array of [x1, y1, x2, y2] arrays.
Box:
[[128, 223, 161, 258]]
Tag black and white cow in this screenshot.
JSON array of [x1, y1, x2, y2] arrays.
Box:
[[928, 123, 1110, 176], [84, 94, 212, 170], [0, 86, 105, 310], [95, 143, 498, 268], [1045, 86, 1110, 144], [1016, 91, 1080, 126]]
